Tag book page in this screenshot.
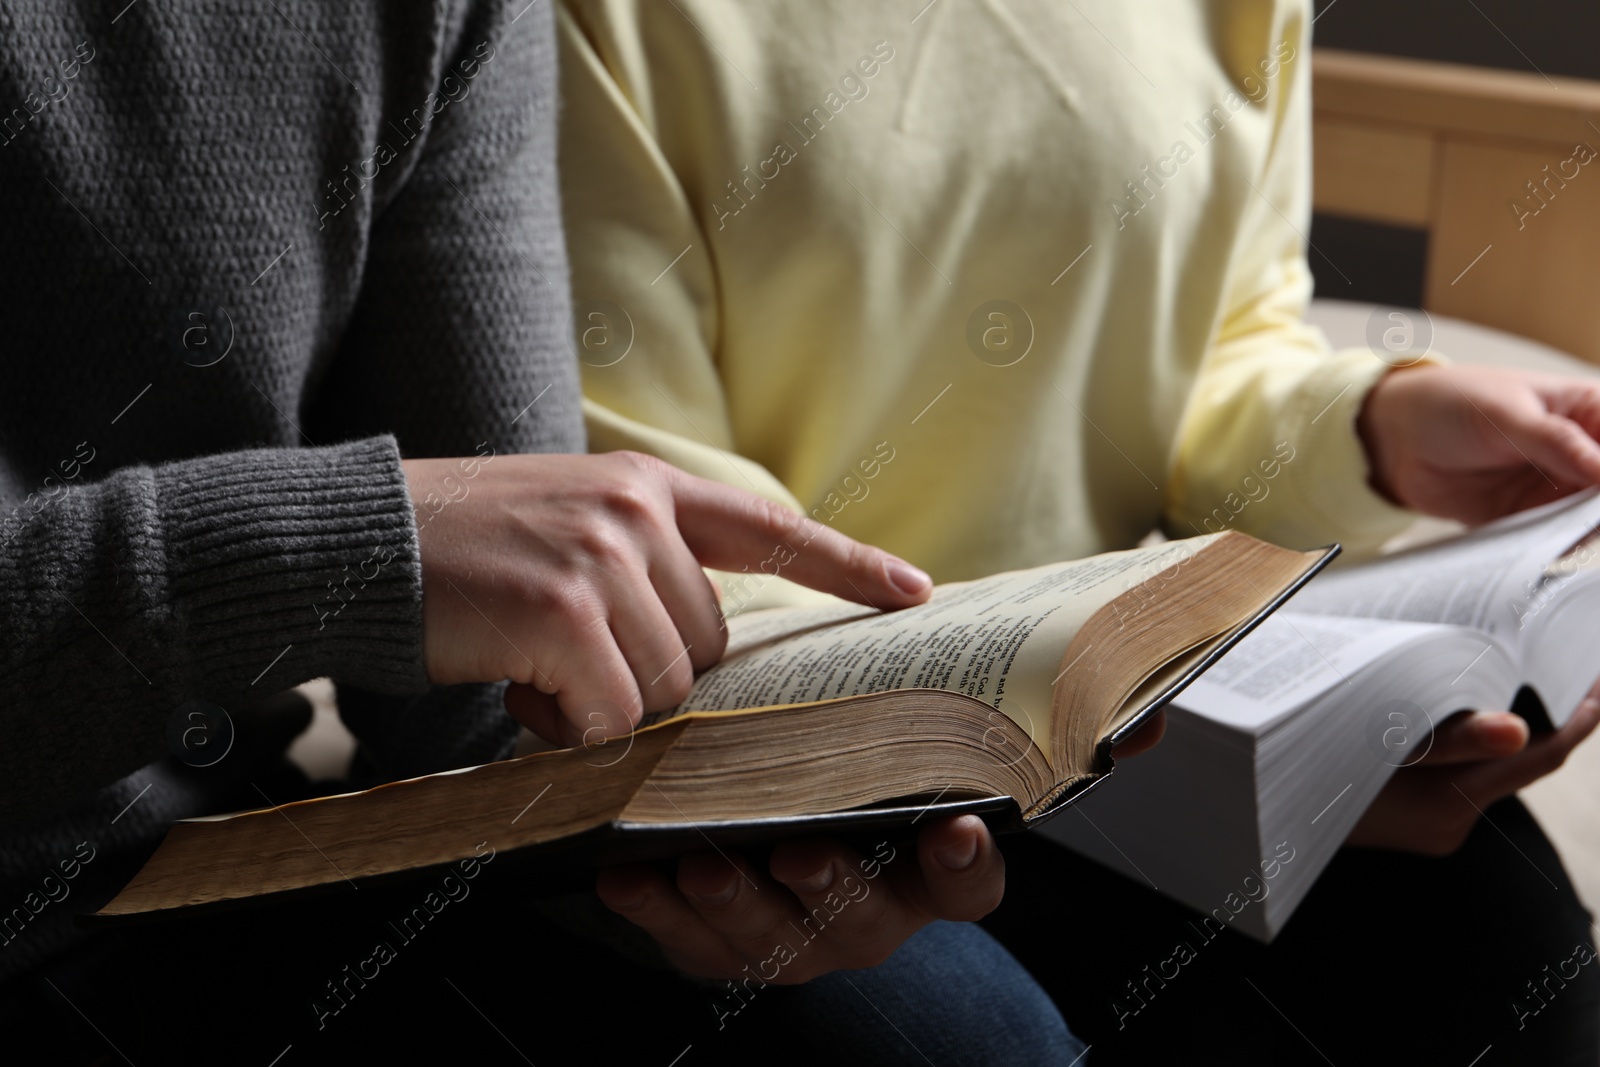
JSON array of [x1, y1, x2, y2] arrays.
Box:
[[1288, 490, 1600, 640], [673, 536, 1222, 755], [1548, 526, 1600, 577], [1172, 612, 1449, 731]]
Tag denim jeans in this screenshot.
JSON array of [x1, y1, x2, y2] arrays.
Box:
[[766, 920, 1087, 1065]]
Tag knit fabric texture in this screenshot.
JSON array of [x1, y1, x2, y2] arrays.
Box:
[[0, 0, 582, 978]]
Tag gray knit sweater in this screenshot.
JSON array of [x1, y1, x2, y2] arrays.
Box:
[[0, 0, 582, 977]]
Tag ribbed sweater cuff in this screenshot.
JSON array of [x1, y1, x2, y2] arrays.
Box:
[[156, 436, 428, 697]]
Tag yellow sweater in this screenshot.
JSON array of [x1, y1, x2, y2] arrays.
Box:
[[558, 0, 1422, 602]]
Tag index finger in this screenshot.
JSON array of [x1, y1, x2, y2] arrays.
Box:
[[667, 468, 933, 610], [1112, 710, 1166, 760], [1536, 376, 1600, 470]]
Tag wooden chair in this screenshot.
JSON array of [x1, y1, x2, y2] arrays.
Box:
[[1312, 47, 1600, 365], [1312, 47, 1600, 919]]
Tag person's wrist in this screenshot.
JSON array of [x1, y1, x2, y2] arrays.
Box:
[[1356, 365, 1425, 508], [1363, 371, 1401, 508]]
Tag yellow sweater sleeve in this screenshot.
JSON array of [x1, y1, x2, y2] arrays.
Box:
[[1164, 33, 1433, 555]]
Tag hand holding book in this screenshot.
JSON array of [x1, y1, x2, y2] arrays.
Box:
[[594, 715, 1170, 983], [1346, 689, 1600, 855], [596, 813, 1005, 983], [1352, 363, 1600, 854], [1046, 489, 1600, 937]]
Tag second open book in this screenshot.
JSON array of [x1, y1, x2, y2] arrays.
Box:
[[1047, 489, 1600, 941]]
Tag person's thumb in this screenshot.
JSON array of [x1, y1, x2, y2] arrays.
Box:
[[1412, 710, 1527, 766]]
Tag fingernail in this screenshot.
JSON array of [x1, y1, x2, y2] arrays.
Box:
[[1483, 711, 1528, 734], [782, 862, 834, 894], [578, 700, 635, 747], [885, 559, 931, 595], [691, 880, 738, 907], [934, 836, 979, 871]]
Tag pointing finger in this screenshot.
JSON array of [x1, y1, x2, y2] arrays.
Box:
[[668, 468, 933, 610]]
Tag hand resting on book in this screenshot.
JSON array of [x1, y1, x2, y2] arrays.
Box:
[[401, 451, 1186, 987], [1359, 365, 1600, 524], [403, 449, 933, 747]]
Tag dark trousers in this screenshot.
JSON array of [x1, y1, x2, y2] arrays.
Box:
[[2, 885, 1077, 1066], [984, 797, 1600, 1066]]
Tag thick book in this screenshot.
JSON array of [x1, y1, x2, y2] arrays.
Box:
[[95, 530, 1332, 921], [1044, 489, 1600, 941]]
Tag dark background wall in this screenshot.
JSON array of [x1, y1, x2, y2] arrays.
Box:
[[1311, 0, 1600, 79], [1305, 0, 1599, 306]]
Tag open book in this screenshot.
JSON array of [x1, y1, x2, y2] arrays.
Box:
[[96, 531, 1329, 920], [1044, 489, 1600, 941]]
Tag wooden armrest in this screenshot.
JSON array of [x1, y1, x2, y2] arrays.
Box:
[[1312, 47, 1600, 364]]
